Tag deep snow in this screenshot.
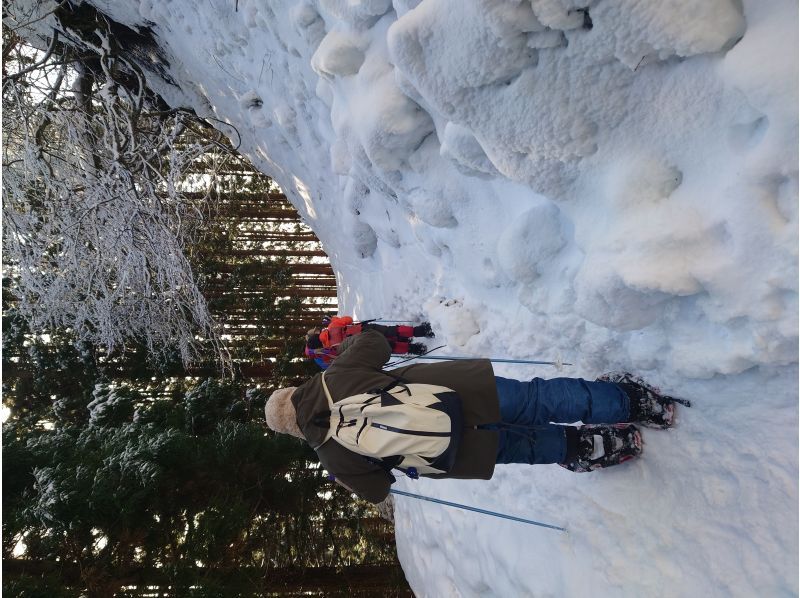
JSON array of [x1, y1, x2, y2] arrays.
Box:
[[12, 0, 798, 595]]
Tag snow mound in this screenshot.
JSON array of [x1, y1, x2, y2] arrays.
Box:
[[425, 298, 481, 347], [496, 202, 566, 285], [594, 0, 745, 68], [311, 29, 366, 78], [439, 122, 499, 178]]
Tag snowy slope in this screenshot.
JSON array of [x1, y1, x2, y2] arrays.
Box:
[[19, 0, 798, 595]]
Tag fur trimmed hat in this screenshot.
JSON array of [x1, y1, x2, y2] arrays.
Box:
[[264, 387, 303, 438]]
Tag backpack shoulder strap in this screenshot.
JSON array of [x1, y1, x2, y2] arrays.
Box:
[[313, 371, 337, 450]]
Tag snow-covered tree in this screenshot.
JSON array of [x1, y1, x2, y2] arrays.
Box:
[[2, 5, 230, 366]]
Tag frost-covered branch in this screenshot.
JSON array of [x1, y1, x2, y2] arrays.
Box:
[[2, 5, 233, 367]]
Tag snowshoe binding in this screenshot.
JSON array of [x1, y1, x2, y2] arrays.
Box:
[[413, 322, 436, 338], [406, 342, 428, 355], [598, 371, 691, 429], [560, 424, 643, 473]]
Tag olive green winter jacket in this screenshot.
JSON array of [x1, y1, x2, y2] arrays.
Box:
[[291, 329, 500, 503]]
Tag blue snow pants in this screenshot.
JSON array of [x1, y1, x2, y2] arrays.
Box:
[[491, 376, 631, 465]]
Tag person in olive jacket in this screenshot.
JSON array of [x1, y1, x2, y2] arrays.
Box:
[[264, 329, 677, 503]]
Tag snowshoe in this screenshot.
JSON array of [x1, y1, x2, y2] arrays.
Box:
[[598, 371, 691, 429], [413, 322, 436, 338], [406, 342, 428, 355], [560, 424, 643, 473]]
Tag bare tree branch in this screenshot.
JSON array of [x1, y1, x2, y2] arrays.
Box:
[[3, 28, 58, 81]]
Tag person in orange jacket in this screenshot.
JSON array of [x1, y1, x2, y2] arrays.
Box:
[[305, 316, 434, 369]]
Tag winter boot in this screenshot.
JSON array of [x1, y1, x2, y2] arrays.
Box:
[[598, 371, 690, 429], [560, 424, 643, 472], [412, 322, 436, 338], [407, 342, 428, 355]]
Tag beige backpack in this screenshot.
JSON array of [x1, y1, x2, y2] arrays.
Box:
[[315, 371, 463, 477]]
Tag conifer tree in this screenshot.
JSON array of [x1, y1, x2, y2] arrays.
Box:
[[3, 320, 405, 595]]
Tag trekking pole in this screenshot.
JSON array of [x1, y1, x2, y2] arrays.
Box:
[[385, 344, 447, 368], [390, 489, 566, 532], [372, 318, 417, 324], [414, 355, 571, 367]]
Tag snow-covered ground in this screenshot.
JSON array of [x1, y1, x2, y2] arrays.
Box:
[[19, 0, 799, 595]]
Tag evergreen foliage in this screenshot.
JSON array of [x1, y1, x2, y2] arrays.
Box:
[[3, 330, 405, 595]]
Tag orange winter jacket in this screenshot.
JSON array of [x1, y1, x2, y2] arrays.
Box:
[[319, 316, 362, 348]]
